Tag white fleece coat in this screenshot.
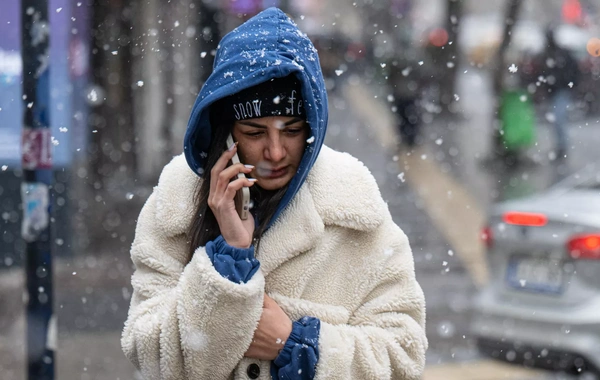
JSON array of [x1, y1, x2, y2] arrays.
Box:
[[121, 145, 428, 379]]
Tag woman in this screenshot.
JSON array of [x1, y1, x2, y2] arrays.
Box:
[[122, 7, 427, 380]]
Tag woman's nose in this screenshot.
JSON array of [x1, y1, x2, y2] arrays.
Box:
[[265, 136, 285, 162]]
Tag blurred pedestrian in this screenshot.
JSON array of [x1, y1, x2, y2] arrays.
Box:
[[540, 28, 580, 160], [388, 49, 432, 148], [121, 7, 427, 380]]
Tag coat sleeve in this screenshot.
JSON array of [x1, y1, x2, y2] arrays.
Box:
[[315, 223, 428, 380], [121, 192, 265, 380]]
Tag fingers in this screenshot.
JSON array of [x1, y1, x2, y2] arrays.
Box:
[[223, 177, 257, 201], [210, 143, 254, 202], [215, 163, 254, 195], [209, 142, 241, 196]]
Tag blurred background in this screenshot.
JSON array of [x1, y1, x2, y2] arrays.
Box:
[[1, 0, 600, 379]]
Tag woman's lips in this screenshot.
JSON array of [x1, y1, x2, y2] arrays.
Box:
[[258, 166, 288, 179]]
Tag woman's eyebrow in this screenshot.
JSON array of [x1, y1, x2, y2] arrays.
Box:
[[239, 121, 267, 129], [284, 117, 304, 126], [239, 117, 304, 129]]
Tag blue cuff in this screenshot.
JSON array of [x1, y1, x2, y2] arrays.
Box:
[[205, 235, 260, 284], [271, 316, 320, 380]]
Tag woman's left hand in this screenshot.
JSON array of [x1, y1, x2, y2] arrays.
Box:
[[244, 294, 292, 361]]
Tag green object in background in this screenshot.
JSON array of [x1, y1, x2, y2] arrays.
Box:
[[499, 90, 536, 152]]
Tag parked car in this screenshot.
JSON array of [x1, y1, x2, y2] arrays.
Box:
[[471, 165, 600, 376]]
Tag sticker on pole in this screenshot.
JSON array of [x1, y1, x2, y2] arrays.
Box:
[[22, 128, 52, 170], [21, 183, 50, 242]]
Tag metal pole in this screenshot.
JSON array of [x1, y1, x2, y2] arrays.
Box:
[[21, 0, 55, 379]]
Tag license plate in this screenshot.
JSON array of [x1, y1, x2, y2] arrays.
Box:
[[506, 256, 565, 294]]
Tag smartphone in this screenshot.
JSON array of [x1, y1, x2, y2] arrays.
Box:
[[226, 134, 251, 220]]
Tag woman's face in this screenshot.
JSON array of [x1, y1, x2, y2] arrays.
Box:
[[232, 116, 309, 190]]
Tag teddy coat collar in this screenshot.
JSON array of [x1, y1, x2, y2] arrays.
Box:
[[154, 145, 388, 274]]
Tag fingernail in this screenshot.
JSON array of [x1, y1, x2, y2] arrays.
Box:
[[227, 142, 236, 151], [248, 178, 258, 182], [244, 164, 255, 169]]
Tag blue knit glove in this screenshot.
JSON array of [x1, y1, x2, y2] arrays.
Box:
[[270, 316, 320, 380], [205, 235, 260, 284]]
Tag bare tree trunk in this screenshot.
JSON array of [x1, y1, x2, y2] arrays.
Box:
[[131, 0, 169, 184], [87, 0, 137, 248], [492, 0, 523, 96], [441, 0, 464, 112], [90, 0, 136, 186], [131, 0, 219, 183], [167, 0, 204, 157], [198, 2, 220, 83]]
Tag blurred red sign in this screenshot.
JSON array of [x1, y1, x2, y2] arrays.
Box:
[[563, 0, 583, 24], [22, 128, 52, 170]]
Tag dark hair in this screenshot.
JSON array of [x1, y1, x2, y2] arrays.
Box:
[[187, 118, 289, 257]]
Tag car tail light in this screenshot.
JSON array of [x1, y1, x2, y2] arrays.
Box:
[[503, 212, 548, 227], [481, 226, 493, 248], [567, 234, 600, 260]]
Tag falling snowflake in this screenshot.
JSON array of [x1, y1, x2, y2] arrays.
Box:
[[435, 138, 443, 145], [508, 64, 518, 73], [568, 82, 574, 88], [335, 70, 344, 76], [200, 52, 207, 58], [306, 136, 315, 144], [380, 63, 386, 68], [224, 71, 234, 78], [1, 165, 8, 171], [59, 127, 68, 133], [397, 172, 405, 182]]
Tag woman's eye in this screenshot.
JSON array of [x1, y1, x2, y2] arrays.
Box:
[[245, 131, 264, 137], [285, 129, 303, 134]]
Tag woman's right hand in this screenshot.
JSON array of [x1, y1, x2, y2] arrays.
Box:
[[208, 143, 256, 248]]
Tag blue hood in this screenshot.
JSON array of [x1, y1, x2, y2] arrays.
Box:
[[183, 7, 328, 228]]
